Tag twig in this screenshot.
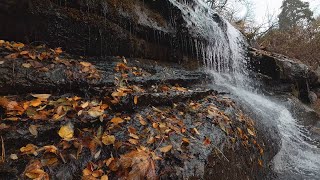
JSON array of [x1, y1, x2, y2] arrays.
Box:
[[1, 136, 5, 163], [156, 136, 165, 150], [213, 145, 229, 162]]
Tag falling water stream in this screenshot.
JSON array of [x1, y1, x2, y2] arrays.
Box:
[[167, 0, 320, 179]]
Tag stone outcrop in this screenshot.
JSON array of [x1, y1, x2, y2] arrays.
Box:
[[0, 0, 226, 64], [249, 47, 320, 103]]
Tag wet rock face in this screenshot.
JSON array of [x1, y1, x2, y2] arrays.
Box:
[[0, 0, 223, 64], [248, 48, 319, 103]]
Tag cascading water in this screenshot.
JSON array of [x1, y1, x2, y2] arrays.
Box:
[[168, 0, 320, 179]]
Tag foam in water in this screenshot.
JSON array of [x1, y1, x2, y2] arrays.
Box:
[[167, 0, 320, 178]]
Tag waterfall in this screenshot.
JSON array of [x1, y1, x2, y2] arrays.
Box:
[[168, 0, 320, 179]]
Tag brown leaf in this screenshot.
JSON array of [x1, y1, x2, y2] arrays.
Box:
[[24, 160, 49, 180], [119, 150, 156, 180], [159, 145, 173, 153], [5, 53, 18, 59]]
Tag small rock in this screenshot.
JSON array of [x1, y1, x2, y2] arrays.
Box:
[[308, 91, 317, 104]]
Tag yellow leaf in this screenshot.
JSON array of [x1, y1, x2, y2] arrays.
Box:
[[31, 94, 51, 99], [102, 134, 115, 145], [101, 175, 109, 180], [20, 144, 38, 155], [58, 123, 74, 141], [159, 145, 172, 153], [110, 117, 124, 125], [247, 128, 256, 137], [134, 96, 138, 105], [29, 125, 38, 136]]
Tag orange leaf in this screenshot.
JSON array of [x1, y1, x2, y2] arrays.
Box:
[[134, 96, 138, 105], [110, 117, 124, 125], [80, 61, 92, 67], [128, 138, 139, 145]]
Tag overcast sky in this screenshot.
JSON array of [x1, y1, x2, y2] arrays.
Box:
[[249, 0, 320, 24]]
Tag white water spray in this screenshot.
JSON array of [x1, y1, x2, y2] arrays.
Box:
[[168, 0, 320, 179]]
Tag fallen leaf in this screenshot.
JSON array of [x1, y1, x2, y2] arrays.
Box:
[[128, 138, 139, 145], [182, 138, 190, 145], [58, 123, 74, 141], [110, 117, 124, 125], [111, 91, 127, 97], [101, 175, 109, 180], [29, 125, 38, 136], [20, 144, 38, 155], [88, 107, 104, 118], [134, 96, 138, 105], [5, 53, 18, 59], [10, 154, 18, 160], [129, 133, 139, 140], [147, 136, 155, 144], [80, 61, 92, 67], [22, 63, 32, 68], [137, 115, 147, 126], [24, 160, 49, 180], [31, 94, 51, 99], [0, 61, 4, 65], [159, 145, 172, 153], [54, 47, 63, 54], [81, 101, 89, 109], [30, 99, 42, 107], [12, 42, 24, 49], [203, 137, 211, 146], [102, 134, 115, 145], [247, 128, 256, 137], [20, 51, 29, 55]]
